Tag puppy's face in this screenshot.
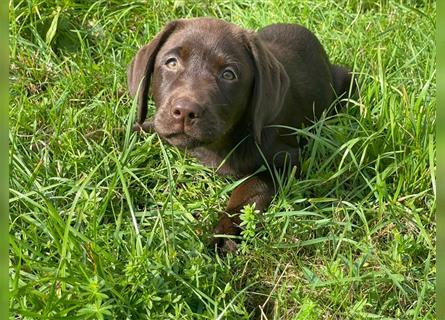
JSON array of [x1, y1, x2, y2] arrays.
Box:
[[128, 18, 289, 147], [151, 20, 254, 149]]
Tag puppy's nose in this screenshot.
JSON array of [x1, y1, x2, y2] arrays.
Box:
[[171, 100, 201, 123]]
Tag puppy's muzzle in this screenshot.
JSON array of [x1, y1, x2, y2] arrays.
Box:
[[170, 98, 202, 129]]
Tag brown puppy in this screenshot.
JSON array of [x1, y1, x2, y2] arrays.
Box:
[[127, 18, 353, 250]]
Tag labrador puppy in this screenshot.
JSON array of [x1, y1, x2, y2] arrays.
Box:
[[127, 18, 353, 251]]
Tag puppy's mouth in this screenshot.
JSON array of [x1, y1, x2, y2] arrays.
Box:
[[161, 131, 207, 149], [153, 113, 221, 149]]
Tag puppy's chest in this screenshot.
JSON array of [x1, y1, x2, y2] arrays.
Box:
[[190, 148, 256, 178]]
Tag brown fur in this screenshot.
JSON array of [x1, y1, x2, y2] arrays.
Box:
[[127, 18, 353, 251]]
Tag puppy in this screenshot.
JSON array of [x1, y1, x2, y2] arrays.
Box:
[[127, 18, 353, 250]]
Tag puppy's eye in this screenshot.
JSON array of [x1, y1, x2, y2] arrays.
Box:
[[165, 57, 178, 69], [221, 69, 237, 81]]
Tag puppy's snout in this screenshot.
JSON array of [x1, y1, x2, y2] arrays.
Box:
[[171, 99, 201, 123]]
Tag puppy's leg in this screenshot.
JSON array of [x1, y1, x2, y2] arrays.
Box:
[[331, 65, 356, 113], [213, 173, 275, 252], [331, 65, 353, 97]]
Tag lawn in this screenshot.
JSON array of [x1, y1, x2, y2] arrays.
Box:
[[9, 0, 436, 319]]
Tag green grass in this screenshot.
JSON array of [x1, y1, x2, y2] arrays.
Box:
[[9, 0, 436, 319]]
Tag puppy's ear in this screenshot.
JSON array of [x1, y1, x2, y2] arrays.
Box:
[[245, 33, 289, 144], [127, 21, 180, 126]]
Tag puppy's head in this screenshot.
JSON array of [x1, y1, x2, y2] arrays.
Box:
[[127, 18, 288, 149]]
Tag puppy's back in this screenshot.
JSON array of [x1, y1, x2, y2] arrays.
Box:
[[257, 24, 335, 125]]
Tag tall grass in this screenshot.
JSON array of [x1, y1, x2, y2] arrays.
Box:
[[9, 0, 435, 318]]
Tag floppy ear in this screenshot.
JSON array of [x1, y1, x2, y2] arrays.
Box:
[[245, 33, 289, 144], [127, 21, 179, 126]]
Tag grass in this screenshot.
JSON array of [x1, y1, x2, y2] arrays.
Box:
[[9, 0, 436, 319]]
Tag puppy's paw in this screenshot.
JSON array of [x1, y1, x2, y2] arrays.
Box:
[[211, 237, 238, 255], [211, 215, 241, 254], [132, 120, 154, 133]]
